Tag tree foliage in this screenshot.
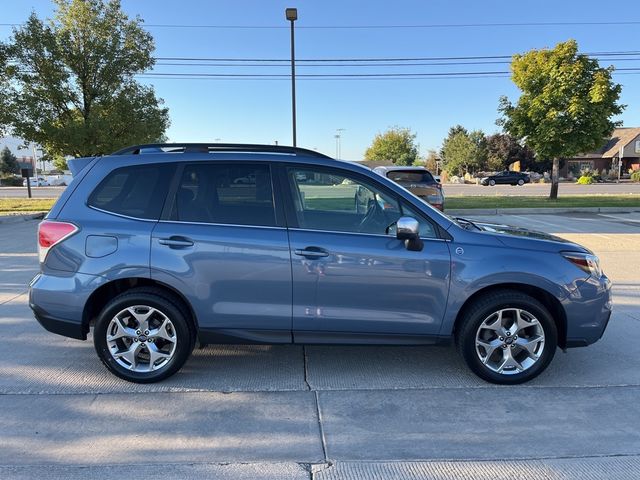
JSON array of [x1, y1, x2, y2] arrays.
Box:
[[4, 0, 169, 158], [485, 133, 536, 171], [0, 146, 19, 175], [499, 39, 624, 198], [423, 149, 439, 172], [440, 126, 487, 176], [364, 127, 419, 166], [0, 45, 12, 136]]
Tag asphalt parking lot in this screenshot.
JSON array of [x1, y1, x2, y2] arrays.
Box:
[[1, 213, 639, 479]]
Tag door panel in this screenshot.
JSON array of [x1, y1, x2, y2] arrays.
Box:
[[289, 230, 451, 336], [151, 162, 292, 334], [282, 164, 451, 338], [151, 222, 292, 331]]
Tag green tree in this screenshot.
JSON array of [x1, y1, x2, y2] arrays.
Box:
[[4, 0, 169, 158], [440, 127, 487, 176], [364, 127, 419, 166], [423, 149, 440, 173], [0, 45, 12, 136], [499, 39, 623, 199], [485, 133, 536, 172], [0, 146, 19, 175]]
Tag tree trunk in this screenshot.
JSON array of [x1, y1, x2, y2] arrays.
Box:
[[549, 157, 560, 200]]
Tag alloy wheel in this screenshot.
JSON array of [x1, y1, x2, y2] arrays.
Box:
[[474, 308, 545, 375], [106, 305, 178, 372]]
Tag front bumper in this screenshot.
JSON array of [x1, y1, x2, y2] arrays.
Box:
[[564, 274, 613, 347]]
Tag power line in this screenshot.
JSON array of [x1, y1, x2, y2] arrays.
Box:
[[137, 67, 640, 80], [153, 51, 640, 63], [5, 21, 640, 30], [154, 57, 640, 68]]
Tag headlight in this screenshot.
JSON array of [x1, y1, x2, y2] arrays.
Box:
[[562, 252, 602, 277]]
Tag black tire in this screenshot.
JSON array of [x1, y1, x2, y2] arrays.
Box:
[[456, 289, 557, 385], [489, 180, 496, 186], [517, 179, 524, 186], [93, 287, 195, 383]]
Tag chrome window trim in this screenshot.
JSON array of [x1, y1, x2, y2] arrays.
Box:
[[158, 219, 285, 230], [87, 205, 158, 223], [287, 227, 447, 242]]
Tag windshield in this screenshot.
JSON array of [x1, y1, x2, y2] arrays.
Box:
[[386, 170, 435, 183]]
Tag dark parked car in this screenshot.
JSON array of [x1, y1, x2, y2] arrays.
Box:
[[481, 171, 531, 186], [30, 144, 611, 385], [373, 166, 445, 210]]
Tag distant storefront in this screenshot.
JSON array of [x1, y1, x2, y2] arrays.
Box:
[[562, 127, 640, 177]]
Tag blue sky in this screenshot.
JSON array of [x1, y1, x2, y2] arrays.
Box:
[[2, 0, 639, 160]]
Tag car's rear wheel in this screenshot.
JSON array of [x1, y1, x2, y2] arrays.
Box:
[[456, 290, 557, 384], [517, 179, 525, 186], [94, 288, 194, 383], [489, 179, 496, 186]]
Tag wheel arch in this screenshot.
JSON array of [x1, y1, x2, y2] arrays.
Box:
[[82, 277, 199, 333], [452, 283, 568, 349]]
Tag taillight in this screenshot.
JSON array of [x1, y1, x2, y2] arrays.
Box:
[[38, 220, 78, 263]]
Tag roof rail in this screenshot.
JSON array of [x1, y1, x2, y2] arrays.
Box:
[[111, 143, 333, 159]]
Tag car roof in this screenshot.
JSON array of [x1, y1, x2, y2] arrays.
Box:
[[95, 143, 373, 175], [373, 166, 430, 173]]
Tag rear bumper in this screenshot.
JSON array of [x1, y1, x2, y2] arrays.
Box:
[[31, 303, 88, 340], [29, 271, 105, 340], [564, 274, 613, 347]]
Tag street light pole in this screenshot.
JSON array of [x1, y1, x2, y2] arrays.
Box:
[[286, 8, 298, 147], [335, 128, 345, 159]]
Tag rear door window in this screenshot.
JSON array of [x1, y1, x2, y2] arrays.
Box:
[[88, 163, 174, 219], [171, 163, 276, 226]]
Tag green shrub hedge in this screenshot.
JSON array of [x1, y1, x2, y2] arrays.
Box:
[[577, 175, 594, 185]]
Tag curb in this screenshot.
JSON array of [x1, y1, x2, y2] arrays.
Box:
[[446, 206, 640, 216], [0, 212, 46, 224]]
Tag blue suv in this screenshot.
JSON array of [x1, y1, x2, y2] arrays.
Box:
[[29, 144, 612, 384]]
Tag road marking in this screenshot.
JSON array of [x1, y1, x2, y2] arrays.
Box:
[[509, 215, 612, 239], [598, 213, 640, 224]]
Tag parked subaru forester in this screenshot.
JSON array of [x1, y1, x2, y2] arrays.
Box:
[[29, 144, 612, 384]]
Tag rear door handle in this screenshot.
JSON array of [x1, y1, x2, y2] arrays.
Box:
[[294, 247, 329, 258], [158, 237, 194, 248]]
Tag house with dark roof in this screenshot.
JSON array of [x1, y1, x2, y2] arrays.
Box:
[[562, 127, 640, 177]]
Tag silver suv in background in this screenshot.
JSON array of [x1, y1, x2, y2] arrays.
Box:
[[373, 166, 445, 211]]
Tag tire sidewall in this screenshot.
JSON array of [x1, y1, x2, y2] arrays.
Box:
[[94, 293, 192, 383], [460, 296, 557, 385]]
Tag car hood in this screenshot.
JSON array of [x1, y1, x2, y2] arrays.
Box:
[[473, 221, 593, 255], [475, 221, 571, 242]]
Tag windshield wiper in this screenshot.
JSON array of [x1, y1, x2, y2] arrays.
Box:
[[454, 217, 482, 231]]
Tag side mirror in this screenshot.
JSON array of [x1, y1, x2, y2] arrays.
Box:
[[396, 217, 423, 251]]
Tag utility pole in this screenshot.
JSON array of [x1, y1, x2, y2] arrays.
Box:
[[285, 8, 298, 147], [335, 128, 345, 159]]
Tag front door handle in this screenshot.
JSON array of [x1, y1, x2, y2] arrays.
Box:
[[294, 247, 329, 258], [158, 237, 194, 248]]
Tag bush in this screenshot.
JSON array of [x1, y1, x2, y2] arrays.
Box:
[[0, 176, 24, 186], [577, 175, 594, 185], [631, 171, 640, 182]]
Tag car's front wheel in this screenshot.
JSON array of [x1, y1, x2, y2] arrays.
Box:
[[488, 179, 496, 186], [517, 179, 525, 186], [94, 288, 194, 383], [456, 290, 557, 384]]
